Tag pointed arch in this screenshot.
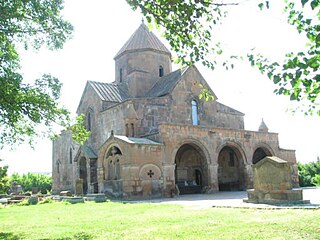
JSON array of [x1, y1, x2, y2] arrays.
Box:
[[86, 107, 94, 132], [159, 65, 164, 77], [191, 100, 199, 126], [216, 141, 247, 191], [252, 144, 274, 164]]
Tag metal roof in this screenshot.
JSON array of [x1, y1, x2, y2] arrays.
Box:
[[81, 145, 98, 159], [88, 81, 129, 102], [114, 22, 171, 60], [115, 135, 161, 145], [145, 68, 187, 97]]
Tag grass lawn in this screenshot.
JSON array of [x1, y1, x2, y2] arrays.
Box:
[[0, 201, 319, 240]]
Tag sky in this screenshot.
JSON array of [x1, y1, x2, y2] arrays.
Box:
[[1, 0, 319, 174]]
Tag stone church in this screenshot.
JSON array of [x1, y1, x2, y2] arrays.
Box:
[[52, 22, 299, 198]]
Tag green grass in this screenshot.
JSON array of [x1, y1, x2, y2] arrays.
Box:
[[0, 201, 319, 240]]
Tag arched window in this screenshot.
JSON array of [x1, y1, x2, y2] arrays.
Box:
[[87, 111, 91, 131], [159, 66, 164, 77], [192, 100, 198, 125], [69, 148, 73, 164], [130, 123, 134, 137], [120, 68, 123, 82], [56, 160, 61, 174], [125, 124, 129, 137], [86, 108, 94, 132]]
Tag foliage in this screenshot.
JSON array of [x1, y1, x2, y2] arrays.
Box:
[[198, 83, 215, 101], [66, 114, 91, 145], [0, 232, 20, 240], [313, 174, 320, 186], [17, 198, 31, 206], [126, 0, 320, 114], [248, 0, 320, 115], [38, 196, 54, 204], [10, 172, 52, 194], [0, 201, 320, 239], [297, 157, 320, 186], [0, 0, 89, 148], [127, 0, 228, 69], [0, 159, 10, 194]]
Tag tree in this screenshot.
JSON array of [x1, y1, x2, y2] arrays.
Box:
[[0, 159, 10, 194], [126, 0, 320, 115], [10, 172, 52, 194], [0, 0, 89, 148], [297, 157, 320, 186]]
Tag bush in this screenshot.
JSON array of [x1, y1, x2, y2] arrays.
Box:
[[38, 197, 54, 204], [10, 173, 52, 194], [0, 160, 10, 194], [17, 198, 30, 206], [298, 158, 320, 187], [312, 174, 320, 186]]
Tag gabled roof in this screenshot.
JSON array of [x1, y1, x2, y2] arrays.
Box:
[[145, 67, 188, 97], [88, 81, 129, 102], [77, 80, 130, 113], [74, 144, 98, 161], [216, 102, 244, 116], [254, 156, 288, 169], [114, 22, 171, 60]]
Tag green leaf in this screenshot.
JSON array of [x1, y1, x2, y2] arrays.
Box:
[[273, 75, 281, 84], [301, 0, 309, 7]]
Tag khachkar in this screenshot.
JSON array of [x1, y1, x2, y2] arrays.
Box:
[[244, 156, 309, 205]]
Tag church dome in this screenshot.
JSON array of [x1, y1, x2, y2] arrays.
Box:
[[258, 118, 269, 132], [114, 22, 171, 60]]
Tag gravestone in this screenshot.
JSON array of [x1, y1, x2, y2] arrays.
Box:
[[85, 194, 106, 202], [31, 187, 38, 194], [244, 156, 309, 204], [60, 191, 72, 197], [10, 181, 22, 195], [75, 179, 84, 195]]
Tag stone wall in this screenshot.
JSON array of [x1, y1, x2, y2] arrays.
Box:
[[115, 50, 171, 87], [77, 83, 104, 150], [158, 123, 297, 191], [97, 136, 165, 198], [52, 131, 78, 194]]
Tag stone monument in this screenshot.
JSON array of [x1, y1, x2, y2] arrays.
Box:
[[244, 156, 309, 204]]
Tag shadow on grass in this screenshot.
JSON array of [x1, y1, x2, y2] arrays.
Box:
[[0, 232, 93, 240], [0, 232, 21, 240], [55, 232, 93, 240]]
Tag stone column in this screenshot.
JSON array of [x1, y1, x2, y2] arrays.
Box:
[[291, 164, 300, 188], [206, 163, 219, 193], [97, 167, 104, 193], [162, 164, 176, 197], [86, 158, 91, 194], [244, 164, 253, 189]]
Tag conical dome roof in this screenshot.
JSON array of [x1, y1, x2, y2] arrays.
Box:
[[114, 22, 171, 60], [259, 118, 269, 132]]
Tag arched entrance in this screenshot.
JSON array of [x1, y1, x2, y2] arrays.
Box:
[[252, 147, 272, 164], [218, 146, 245, 191], [104, 146, 122, 181], [175, 143, 208, 194], [79, 157, 88, 194]]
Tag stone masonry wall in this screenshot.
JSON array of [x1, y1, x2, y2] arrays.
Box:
[[158, 123, 297, 191], [115, 50, 171, 86], [52, 130, 78, 194], [97, 137, 165, 198], [77, 84, 104, 150]]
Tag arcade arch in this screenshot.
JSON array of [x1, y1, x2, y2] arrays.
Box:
[[174, 143, 208, 194], [252, 147, 272, 164], [218, 146, 246, 191]]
